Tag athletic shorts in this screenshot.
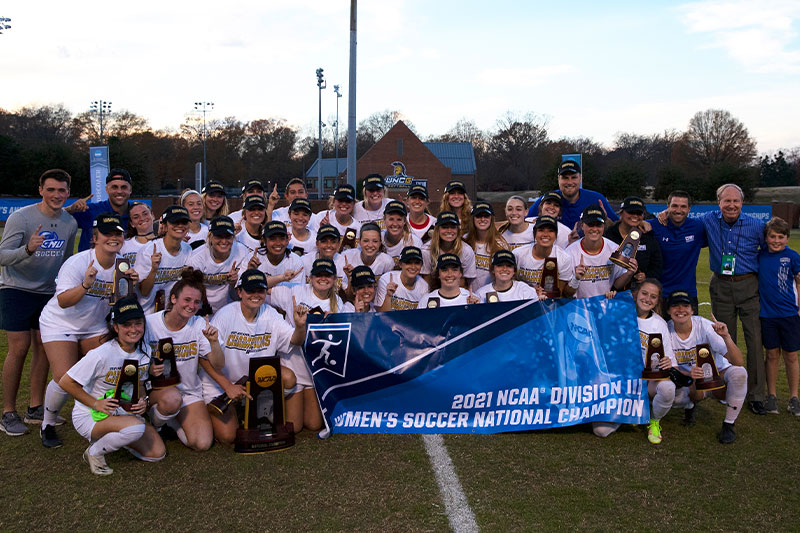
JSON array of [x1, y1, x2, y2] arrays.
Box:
[[73, 408, 144, 441], [40, 329, 102, 344], [761, 315, 800, 352], [180, 387, 205, 410], [282, 347, 314, 389], [0, 289, 52, 332]]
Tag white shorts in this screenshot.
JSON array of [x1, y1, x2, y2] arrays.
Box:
[[41, 329, 104, 344], [179, 386, 205, 409], [72, 408, 144, 441], [282, 347, 314, 389]]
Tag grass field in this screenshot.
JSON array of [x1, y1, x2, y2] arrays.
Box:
[[2, 241, 800, 532]]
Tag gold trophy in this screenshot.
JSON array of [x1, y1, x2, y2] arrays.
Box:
[[610, 230, 641, 269], [695, 344, 725, 391], [150, 337, 180, 389], [540, 258, 560, 298], [641, 333, 669, 380], [110, 258, 134, 305], [234, 356, 294, 453], [114, 359, 140, 412]]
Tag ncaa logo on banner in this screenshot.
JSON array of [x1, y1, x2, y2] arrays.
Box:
[[306, 323, 351, 378]]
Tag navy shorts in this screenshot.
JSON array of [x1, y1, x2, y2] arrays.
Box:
[[0, 289, 52, 332], [762, 315, 800, 352]]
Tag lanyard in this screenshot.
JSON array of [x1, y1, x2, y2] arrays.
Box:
[[718, 216, 742, 256]]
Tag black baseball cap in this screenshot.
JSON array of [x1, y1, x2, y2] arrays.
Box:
[[436, 211, 460, 227], [93, 213, 124, 235], [407, 185, 429, 199], [492, 250, 517, 267], [445, 180, 466, 193], [667, 291, 693, 307], [243, 195, 266, 210], [558, 160, 581, 175], [106, 168, 132, 184], [541, 191, 563, 206], [316, 224, 341, 241], [334, 184, 356, 201], [350, 265, 376, 288], [472, 201, 494, 217], [384, 200, 407, 217], [242, 179, 264, 194], [534, 215, 558, 232], [111, 297, 145, 323], [436, 253, 461, 269], [621, 196, 645, 214], [263, 220, 288, 238], [311, 258, 337, 276], [289, 198, 313, 213], [209, 216, 235, 236], [238, 269, 268, 291], [202, 180, 225, 196], [581, 205, 606, 225], [364, 174, 385, 190], [400, 246, 423, 263], [161, 205, 191, 224]]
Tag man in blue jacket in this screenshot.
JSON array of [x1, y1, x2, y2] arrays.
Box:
[[66, 168, 133, 251]]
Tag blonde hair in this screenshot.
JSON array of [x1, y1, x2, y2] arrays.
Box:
[[429, 225, 466, 263], [201, 191, 229, 218], [383, 211, 415, 248], [465, 214, 509, 257]]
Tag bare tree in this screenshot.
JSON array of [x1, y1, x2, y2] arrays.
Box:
[[683, 109, 757, 168]]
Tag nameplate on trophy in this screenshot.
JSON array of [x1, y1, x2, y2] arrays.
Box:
[[111, 258, 134, 305], [540, 257, 561, 298], [235, 356, 294, 453], [486, 291, 500, 303], [426, 297, 440, 309], [114, 359, 140, 412], [695, 344, 725, 391], [150, 337, 181, 389], [339, 228, 358, 252], [207, 376, 248, 417], [641, 333, 669, 380], [610, 230, 641, 269]]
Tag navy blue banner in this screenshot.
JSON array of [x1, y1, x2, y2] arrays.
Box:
[[303, 293, 649, 435]]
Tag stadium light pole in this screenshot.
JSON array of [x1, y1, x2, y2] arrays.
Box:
[[89, 100, 112, 144], [316, 68, 326, 198], [194, 101, 214, 187], [334, 84, 342, 179], [346, 0, 357, 189]]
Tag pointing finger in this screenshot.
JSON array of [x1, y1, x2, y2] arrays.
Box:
[[35, 224, 43, 234], [292, 295, 297, 309], [84, 194, 94, 201], [205, 315, 210, 328], [153, 243, 157, 253], [580, 254, 585, 266], [231, 261, 238, 271]]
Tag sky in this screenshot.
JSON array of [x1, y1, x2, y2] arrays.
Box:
[[2, 0, 800, 153]]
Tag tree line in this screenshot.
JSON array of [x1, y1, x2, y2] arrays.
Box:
[[0, 105, 797, 201]]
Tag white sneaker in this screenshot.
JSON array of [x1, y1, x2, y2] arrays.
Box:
[[83, 447, 113, 476]]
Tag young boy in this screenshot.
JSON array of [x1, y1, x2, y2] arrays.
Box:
[[758, 217, 800, 416]]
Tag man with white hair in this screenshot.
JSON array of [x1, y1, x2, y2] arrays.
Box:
[[701, 183, 766, 415]]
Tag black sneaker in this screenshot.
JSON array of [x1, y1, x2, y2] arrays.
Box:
[[749, 400, 767, 415], [764, 395, 779, 414], [682, 405, 696, 427], [718, 422, 736, 444], [40, 424, 63, 448]]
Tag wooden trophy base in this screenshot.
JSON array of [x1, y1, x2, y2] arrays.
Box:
[[150, 375, 181, 390], [641, 369, 670, 381], [695, 377, 726, 391], [609, 254, 634, 269], [543, 289, 561, 299], [234, 423, 295, 454]]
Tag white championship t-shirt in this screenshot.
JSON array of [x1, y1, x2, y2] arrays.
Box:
[[421, 245, 478, 280], [637, 312, 678, 367], [133, 239, 193, 314], [668, 316, 732, 373], [187, 241, 251, 314], [513, 244, 574, 288], [354, 198, 391, 229], [145, 311, 212, 398], [566, 238, 627, 298], [417, 288, 471, 309], [375, 274, 429, 311], [475, 281, 538, 303], [501, 225, 535, 250]]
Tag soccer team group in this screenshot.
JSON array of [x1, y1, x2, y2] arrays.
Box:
[[1, 160, 799, 475]]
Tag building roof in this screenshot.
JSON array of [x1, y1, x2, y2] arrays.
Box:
[[305, 157, 348, 179], [422, 142, 477, 175]]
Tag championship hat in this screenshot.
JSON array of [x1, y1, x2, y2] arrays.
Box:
[[364, 173, 385, 190], [243, 195, 266, 210], [384, 200, 407, 217], [620, 196, 646, 214], [161, 205, 191, 224], [407, 185, 429, 199], [242, 179, 264, 194], [202, 180, 226, 196], [558, 160, 581, 175], [581, 205, 606, 225], [436, 253, 461, 269], [472, 201, 494, 217], [209, 216, 235, 236], [111, 297, 145, 323], [667, 291, 693, 307], [445, 180, 466, 194], [93, 213, 124, 234], [316, 224, 341, 241], [263, 220, 288, 238], [436, 211, 460, 227], [311, 258, 337, 276], [534, 215, 558, 232], [289, 198, 313, 213], [492, 250, 517, 267], [333, 184, 356, 201], [399, 246, 423, 263], [350, 265, 377, 288], [238, 269, 268, 291]]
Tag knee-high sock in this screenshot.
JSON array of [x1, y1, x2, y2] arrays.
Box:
[[724, 366, 747, 424], [43, 380, 68, 427], [88, 424, 145, 456], [149, 405, 178, 429], [673, 387, 693, 409], [592, 422, 620, 438], [651, 380, 676, 420]]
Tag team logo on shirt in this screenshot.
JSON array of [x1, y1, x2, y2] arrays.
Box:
[[39, 231, 65, 250], [306, 323, 351, 378]]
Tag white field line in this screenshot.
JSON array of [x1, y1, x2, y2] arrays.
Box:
[[422, 434, 479, 533]]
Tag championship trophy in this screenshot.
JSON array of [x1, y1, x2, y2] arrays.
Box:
[[339, 227, 358, 252], [307, 306, 325, 316], [422, 228, 434, 245], [114, 359, 140, 412], [695, 344, 725, 391], [426, 297, 440, 308], [154, 289, 166, 312], [110, 258, 134, 305], [641, 333, 669, 380], [291, 246, 305, 257], [207, 376, 248, 417], [540, 258, 561, 298], [485, 291, 500, 303], [234, 356, 294, 453], [610, 230, 641, 269], [150, 337, 181, 389]]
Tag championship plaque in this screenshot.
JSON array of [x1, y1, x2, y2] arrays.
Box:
[[110, 258, 134, 305], [540, 257, 561, 298], [422, 228, 434, 245], [695, 344, 725, 391], [610, 230, 641, 269], [485, 291, 500, 303], [426, 297, 440, 308], [339, 227, 358, 252], [207, 376, 248, 417], [154, 289, 166, 313], [641, 333, 669, 380], [307, 306, 325, 316], [150, 337, 181, 389], [234, 356, 294, 453], [114, 358, 140, 412], [291, 246, 305, 257]]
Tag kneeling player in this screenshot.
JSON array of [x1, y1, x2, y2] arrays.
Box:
[[666, 291, 747, 444]]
